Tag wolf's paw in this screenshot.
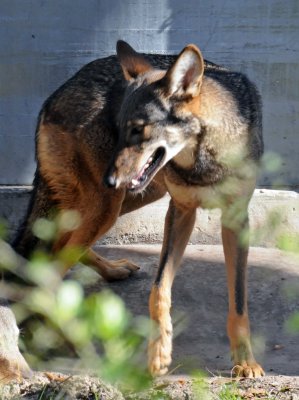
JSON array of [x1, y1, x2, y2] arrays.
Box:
[[232, 362, 265, 378], [148, 330, 172, 377], [104, 259, 139, 281]]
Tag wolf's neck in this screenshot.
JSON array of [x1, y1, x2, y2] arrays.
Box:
[[173, 139, 198, 169]]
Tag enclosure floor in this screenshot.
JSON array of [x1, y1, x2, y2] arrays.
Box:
[[71, 244, 299, 377]]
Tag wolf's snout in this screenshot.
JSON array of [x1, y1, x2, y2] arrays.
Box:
[[103, 172, 117, 188]]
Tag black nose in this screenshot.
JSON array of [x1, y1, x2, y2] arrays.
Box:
[[104, 174, 117, 188]]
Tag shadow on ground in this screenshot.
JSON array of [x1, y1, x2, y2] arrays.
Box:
[[72, 244, 299, 377]]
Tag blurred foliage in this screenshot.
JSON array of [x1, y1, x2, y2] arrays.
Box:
[[0, 218, 7, 239], [278, 233, 299, 254], [0, 211, 151, 394], [262, 153, 299, 336], [217, 384, 242, 400]]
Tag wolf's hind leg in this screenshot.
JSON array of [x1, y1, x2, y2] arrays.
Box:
[[11, 174, 56, 258], [86, 176, 166, 280], [84, 171, 167, 280], [52, 187, 130, 279], [85, 249, 139, 281], [222, 213, 264, 378]]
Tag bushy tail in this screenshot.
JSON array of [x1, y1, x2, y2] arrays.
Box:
[[11, 172, 56, 258]]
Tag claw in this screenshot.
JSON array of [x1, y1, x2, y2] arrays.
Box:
[[232, 362, 265, 378]]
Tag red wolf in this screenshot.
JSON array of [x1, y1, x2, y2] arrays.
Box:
[[12, 40, 264, 378]]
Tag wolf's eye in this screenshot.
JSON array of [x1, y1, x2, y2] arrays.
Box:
[[131, 126, 143, 136]]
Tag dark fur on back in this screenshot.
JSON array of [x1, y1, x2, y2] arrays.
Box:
[[12, 50, 262, 257]]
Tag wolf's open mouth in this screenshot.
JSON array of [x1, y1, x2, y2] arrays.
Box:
[[127, 147, 165, 191]]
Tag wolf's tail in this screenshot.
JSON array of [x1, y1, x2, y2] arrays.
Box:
[[11, 172, 56, 258]]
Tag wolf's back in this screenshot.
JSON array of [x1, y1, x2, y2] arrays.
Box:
[[11, 52, 247, 258]]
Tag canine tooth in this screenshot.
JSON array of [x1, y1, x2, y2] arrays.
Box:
[[132, 179, 139, 185]]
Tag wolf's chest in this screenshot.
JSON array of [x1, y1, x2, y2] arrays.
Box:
[[165, 177, 223, 209], [164, 173, 253, 211]]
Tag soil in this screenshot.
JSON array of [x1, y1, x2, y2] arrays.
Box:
[[1, 373, 299, 399]]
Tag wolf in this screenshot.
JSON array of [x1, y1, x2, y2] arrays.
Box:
[[11, 40, 264, 378]]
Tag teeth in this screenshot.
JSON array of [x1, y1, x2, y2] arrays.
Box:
[[144, 157, 153, 171], [130, 155, 154, 189]]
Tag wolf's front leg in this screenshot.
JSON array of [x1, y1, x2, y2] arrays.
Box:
[[148, 199, 196, 376], [221, 215, 264, 378]]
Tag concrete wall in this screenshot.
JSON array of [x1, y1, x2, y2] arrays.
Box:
[[0, 0, 298, 188]]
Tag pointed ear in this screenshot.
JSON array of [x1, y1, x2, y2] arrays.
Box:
[[164, 44, 204, 98], [116, 40, 153, 81]]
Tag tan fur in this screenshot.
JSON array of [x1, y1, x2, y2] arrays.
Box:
[[148, 200, 196, 376], [148, 285, 173, 376], [221, 226, 263, 377], [37, 121, 165, 279], [143, 69, 166, 84]]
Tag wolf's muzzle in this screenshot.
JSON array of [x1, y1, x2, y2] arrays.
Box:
[[103, 172, 117, 188]]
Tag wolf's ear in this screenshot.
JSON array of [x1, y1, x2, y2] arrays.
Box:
[[164, 44, 204, 98], [117, 40, 152, 81]]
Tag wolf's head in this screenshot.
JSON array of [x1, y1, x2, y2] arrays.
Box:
[[104, 40, 204, 192]]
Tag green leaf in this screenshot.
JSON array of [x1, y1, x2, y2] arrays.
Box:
[[55, 280, 84, 322], [32, 218, 57, 241], [93, 291, 128, 340]]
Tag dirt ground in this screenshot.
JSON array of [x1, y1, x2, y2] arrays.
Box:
[[1, 244, 299, 399], [1, 373, 299, 399], [94, 244, 299, 377]]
